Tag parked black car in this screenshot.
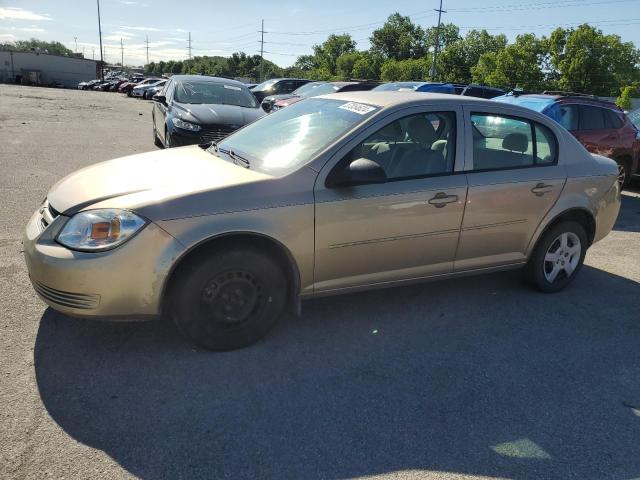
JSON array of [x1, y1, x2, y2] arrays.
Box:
[[152, 75, 264, 148], [250, 78, 312, 102], [260, 81, 380, 113], [460, 84, 506, 99]]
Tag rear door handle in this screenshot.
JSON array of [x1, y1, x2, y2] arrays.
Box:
[[428, 192, 458, 208], [531, 183, 554, 196]]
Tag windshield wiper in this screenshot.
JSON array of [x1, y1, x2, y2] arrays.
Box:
[[219, 147, 250, 168]]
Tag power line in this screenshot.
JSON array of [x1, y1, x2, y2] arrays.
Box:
[[448, 0, 640, 13]]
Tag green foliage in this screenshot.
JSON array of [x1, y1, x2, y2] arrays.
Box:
[[380, 58, 430, 82], [616, 85, 637, 110], [546, 24, 640, 96], [135, 20, 640, 95], [370, 13, 427, 61], [0, 38, 73, 56], [311, 34, 356, 76], [471, 34, 546, 91], [436, 30, 508, 83]]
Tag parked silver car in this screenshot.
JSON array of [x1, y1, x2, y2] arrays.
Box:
[[24, 92, 621, 350]]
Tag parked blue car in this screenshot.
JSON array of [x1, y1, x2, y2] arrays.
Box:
[[373, 81, 459, 94]]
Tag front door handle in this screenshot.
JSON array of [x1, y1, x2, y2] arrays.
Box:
[[531, 183, 553, 196], [428, 192, 458, 208]]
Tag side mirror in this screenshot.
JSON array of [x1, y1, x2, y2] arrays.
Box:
[[329, 158, 387, 188], [152, 94, 166, 104], [261, 100, 271, 112]]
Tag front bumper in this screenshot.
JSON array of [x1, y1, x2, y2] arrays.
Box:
[[23, 204, 186, 319]]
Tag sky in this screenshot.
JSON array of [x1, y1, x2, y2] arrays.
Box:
[[0, 0, 638, 67]]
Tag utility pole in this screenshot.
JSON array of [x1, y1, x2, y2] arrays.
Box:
[[92, 47, 95, 60], [74, 36, 78, 53], [145, 35, 149, 65], [259, 19, 265, 83], [120, 38, 124, 67], [187, 31, 192, 59], [96, 0, 104, 80], [430, 0, 446, 81]]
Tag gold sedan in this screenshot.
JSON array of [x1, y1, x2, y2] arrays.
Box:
[[24, 92, 621, 350]]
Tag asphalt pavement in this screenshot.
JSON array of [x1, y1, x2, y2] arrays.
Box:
[[0, 84, 639, 480]]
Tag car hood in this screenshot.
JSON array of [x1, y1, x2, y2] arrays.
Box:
[[47, 146, 272, 217], [173, 103, 264, 126]]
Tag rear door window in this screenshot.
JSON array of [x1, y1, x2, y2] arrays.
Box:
[[603, 109, 624, 129], [579, 105, 606, 130], [557, 104, 579, 131]]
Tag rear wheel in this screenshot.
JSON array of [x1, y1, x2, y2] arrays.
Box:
[[171, 248, 287, 351], [525, 221, 588, 293]]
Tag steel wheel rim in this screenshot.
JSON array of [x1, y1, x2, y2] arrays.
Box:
[[200, 270, 263, 327], [617, 164, 626, 185], [543, 232, 581, 283]]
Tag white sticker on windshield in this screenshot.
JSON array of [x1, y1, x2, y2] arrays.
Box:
[[339, 102, 376, 115], [224, 85, 242, 91]]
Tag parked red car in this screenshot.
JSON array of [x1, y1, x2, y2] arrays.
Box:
[[495, 91, 640, 185]]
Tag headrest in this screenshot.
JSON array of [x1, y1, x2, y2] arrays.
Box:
[[502, 133, 528, 153], [378, 122, 402, 140], [406, 116, 437, 146]]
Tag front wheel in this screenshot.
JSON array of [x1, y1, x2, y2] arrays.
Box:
[[525, 221, 588, 293], [615, 158, 632, 187], [170, 248, 287, 351]]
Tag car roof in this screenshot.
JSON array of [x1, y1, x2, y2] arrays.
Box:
[[319, 91, 494, 108], [503, 93, 619, 108], [170, 75, 247, 86]]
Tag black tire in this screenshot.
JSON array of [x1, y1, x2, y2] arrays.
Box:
[[152, 119, 163, 148], [525, 221, 588, 293], [170, 248, 287, 351]]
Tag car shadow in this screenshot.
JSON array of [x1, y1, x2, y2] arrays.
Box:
[[613, 190, 640, 233], [34, 266, 640, 479]]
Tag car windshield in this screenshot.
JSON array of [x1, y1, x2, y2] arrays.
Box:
[[291, 82, 337, 98], [251, 79, 279, 92], [216, 98, 379, 175], [174, 81, 257, 107], [493, 95, 555, 113]]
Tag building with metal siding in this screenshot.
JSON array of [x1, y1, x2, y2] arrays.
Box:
[[0, 51, 99, 88]]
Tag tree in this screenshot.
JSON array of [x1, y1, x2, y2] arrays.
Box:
[[436, 30, 507, 83], [370, 13, 426, 61], [0, 38, 73, 56], [616, 85, 637, 110], [471, 33, 545, 91], [380, 58, 429, 81], [352, 52, 383, 80], [311, 34, 356, 76], [424, 23, 460, 53], [546, 24, 640, 96]]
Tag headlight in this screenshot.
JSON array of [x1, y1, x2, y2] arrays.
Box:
[[172, 117, 201, 131], [56, 209, 146, 252]]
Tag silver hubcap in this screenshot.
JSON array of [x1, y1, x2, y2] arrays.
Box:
[[617, 164, 626, 185], [544, 232, 581, 283]]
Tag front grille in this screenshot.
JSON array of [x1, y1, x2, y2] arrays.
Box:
[[39, 201, 60, 231], [33, 281, 100, 310], [200, 125, 238, 143]]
